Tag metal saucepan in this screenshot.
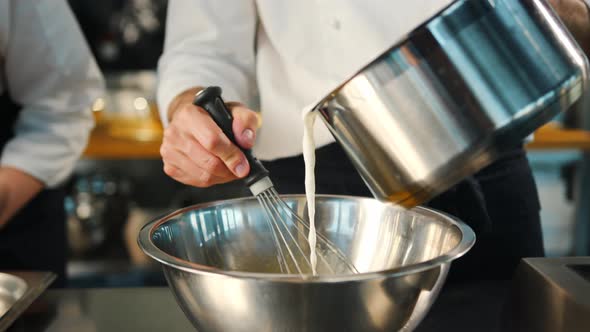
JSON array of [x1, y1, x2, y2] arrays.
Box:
[[138, 195, 475, 332], [314, 0, 589, 207]]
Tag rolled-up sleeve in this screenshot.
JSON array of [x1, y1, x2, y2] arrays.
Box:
[[157, 0, 257, 126], [1, 0, 104, 188]]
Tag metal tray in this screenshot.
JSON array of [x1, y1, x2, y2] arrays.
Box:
[[0, 271, 55, 331], [0, 273, 27, 319]]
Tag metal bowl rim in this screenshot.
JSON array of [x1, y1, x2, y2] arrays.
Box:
[[138, 194, 475, 283]]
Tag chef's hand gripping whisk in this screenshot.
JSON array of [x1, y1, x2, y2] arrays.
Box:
[[194, 86, 358, 276]]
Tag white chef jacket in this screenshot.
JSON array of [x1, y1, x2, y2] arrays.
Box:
[[0, 0, 104, 187], [158, 0, 454, 161]]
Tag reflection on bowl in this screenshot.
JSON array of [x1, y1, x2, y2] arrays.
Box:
[[139, 195, 475, 332]]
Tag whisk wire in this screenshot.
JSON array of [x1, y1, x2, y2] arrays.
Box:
[[269, 188, 359, 274], [264, 189, 337, 274], [264, 190, 313, 264], [259, 193, 299, 274], [263, 190, 319, 274], [257, 195, 289, 274], [256, 187, 359, 275]]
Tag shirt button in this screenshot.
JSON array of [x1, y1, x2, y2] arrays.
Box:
[[330, 18, 341, 30]]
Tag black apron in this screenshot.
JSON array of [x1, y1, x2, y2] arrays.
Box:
[[0, 93, 67, 287], [263, 142, 544, 282]]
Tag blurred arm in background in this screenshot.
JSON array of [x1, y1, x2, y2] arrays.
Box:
[[0, 0, 104, 227]]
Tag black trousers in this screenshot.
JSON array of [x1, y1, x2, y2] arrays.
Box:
[[263, 143, 544, 282], [0, 188, 67, 287]]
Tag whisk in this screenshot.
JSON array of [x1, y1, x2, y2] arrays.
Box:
[[194, 86, 358, 276]]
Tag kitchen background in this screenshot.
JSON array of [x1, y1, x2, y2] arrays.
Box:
[[63, 0, 590, 288]]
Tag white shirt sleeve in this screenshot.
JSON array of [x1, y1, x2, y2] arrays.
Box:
[[157, 0, 257, 126], [0, 0, 105, 188]]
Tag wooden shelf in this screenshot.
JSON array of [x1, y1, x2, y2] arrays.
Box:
[[82, 123, 590, 160], [83, 125, 162, 159], [526, 124, 590, 150]]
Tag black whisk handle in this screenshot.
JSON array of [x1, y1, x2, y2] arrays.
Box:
[[193, 86, 269, 187], [193, 86, 236, 143]]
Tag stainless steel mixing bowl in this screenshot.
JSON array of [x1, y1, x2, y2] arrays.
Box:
[[315, 0, 589, 207], [139, 195, 475, 332]]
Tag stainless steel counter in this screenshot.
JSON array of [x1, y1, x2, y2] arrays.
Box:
[[504, 257, 590, 332], [7, 288, 193, 332], [5, 281, 508, 332]]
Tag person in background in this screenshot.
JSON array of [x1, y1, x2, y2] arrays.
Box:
[[550, 0, 590, 256], [550, 0, 590, 55], [0, 1, 104, 287], [156, 0, 588, 281], [553, 0, 590, 134]]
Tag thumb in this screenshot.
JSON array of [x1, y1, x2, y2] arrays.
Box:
[[229, 103, 261, 149]]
